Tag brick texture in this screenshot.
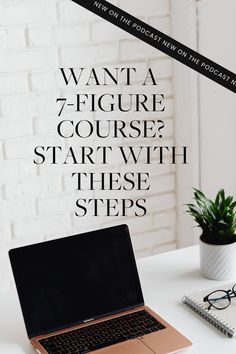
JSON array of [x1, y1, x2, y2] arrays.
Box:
[[0, 0, 176, 292]]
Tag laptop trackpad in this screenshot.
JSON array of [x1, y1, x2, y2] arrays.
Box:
[[92, 338, 153, 354]]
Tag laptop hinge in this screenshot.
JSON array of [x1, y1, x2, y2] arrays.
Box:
[[83, 318, 95, 323], [30, 303, 145, 339]]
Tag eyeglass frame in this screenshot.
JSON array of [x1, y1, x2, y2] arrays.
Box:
[[203, 284, 236, 310]]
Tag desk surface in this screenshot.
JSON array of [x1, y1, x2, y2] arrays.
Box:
[[0, 245, 235, 354]]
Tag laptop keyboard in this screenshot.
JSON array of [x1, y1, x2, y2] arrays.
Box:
[[39, 310, 165, 354]]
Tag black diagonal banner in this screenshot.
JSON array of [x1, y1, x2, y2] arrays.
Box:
[[71, 0, 236, 94]]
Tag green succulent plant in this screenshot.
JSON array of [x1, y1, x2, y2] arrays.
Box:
[[186, 189, 236, 245]]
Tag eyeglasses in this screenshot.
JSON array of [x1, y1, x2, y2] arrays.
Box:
[[203, 284, 236, 310]]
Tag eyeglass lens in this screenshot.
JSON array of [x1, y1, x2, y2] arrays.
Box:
[[208, 290, 230, 309]]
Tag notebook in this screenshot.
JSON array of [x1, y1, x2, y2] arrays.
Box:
[[182, 283, 236, 337]]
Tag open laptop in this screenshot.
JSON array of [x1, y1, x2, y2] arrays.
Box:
[[9, 224, 192, 354]]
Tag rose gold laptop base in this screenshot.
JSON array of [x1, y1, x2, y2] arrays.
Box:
[[31, 306, 192, 354]]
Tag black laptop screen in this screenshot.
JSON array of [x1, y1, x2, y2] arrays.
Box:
[[9, 224, 144, 338]]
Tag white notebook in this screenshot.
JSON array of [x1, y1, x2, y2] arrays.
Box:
[[182, 282, 236, 337]]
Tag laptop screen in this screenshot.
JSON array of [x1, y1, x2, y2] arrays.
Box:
[[9, 224, 144, 338]]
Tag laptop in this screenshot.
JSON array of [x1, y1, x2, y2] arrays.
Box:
[[9, 224, 192, 354]]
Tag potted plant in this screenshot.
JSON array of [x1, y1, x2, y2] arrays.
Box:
[[186, 188, 236, 280]]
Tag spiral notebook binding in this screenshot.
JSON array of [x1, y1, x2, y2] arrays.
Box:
[[182, 295, 235, 337]]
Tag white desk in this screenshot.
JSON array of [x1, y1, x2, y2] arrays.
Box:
[[0, 245, 235, 353]]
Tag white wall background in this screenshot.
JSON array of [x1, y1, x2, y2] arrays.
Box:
[[1, 0, 235, 293], [170, 0, 236, 246], [198, 0, 236, 197], [0, 0, 177, 292]]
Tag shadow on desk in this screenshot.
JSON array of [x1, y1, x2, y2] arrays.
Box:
[[175, 269, 202, 281]]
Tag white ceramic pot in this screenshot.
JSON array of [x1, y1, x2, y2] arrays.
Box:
[[199, 237, 236, 280]]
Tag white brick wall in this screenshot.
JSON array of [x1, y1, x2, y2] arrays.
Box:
[[0, 0, 176, 292], [0, 73, 29, 95]]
